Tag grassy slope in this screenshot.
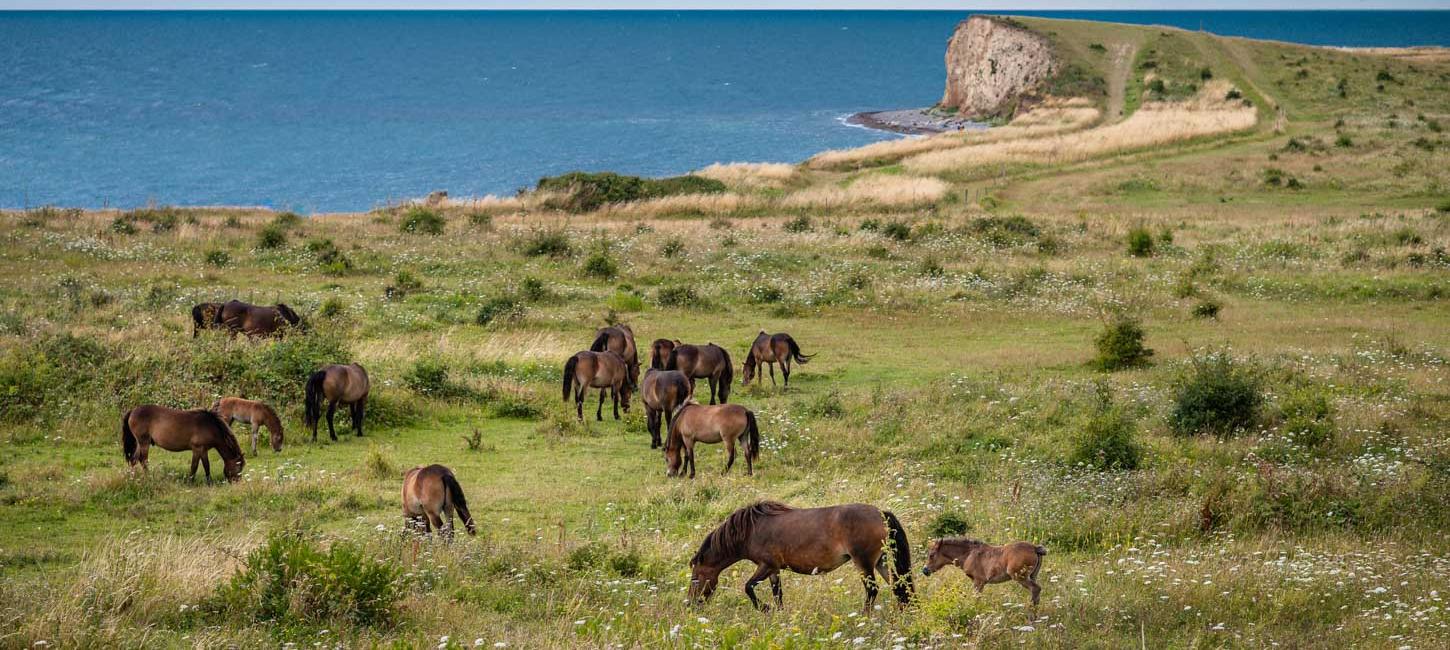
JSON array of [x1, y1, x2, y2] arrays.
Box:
[[2, 15, 1450, 650]]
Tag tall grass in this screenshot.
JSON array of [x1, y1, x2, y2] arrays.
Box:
[[781, 174, 950, 209]]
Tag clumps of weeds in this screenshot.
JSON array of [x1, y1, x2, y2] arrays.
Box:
[[783, 215, 813, 233], [476, 294, 525, 327], [1126, 225, 1155, 257], [318, 296, 348, 319], [881, 221, 912, 242], [805, 390, 846, 418], [403, 357, 476, 401], [1069, 389, 1142, 471], [709, 217, 733, 230], [203, 250, 230, 267], [271, 211, 302, 229], [918, 256, 945, 277], [659, 237, 686, 259], [120, 207, 181, 234], [536, 171, 724, 212], [655, 285, 704, 308], [362, 444, 398, 479], [1279, 385, 1336, 450], [305, 238, 353, 274], [517, 276, 555, 303], [385, 270, 424, 300], [927, 512, 971, 538], [1192, 299, 1222, 319], [1169, 351, 1263, 437], [518, 228, 574, 258], [467, 211, 493, 229], [490, 392, 543, 419], [109, 216, 138, 235], [1090, 317, 1153, 371], [966, 215, 1039, 248], [256, 224, 287, 249], [607, 289, 645, 312], [214, 527, 402, 628], [398, 206, 445, 235], [582, 251, 618, 279], [747, 283, 785, 304]]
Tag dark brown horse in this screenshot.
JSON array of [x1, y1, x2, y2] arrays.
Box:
[[304, 363, 369, 441], [649, 338, 676, 370], [590, 324, 640, 389], [215, 299, 305, 338], [688, 501, 914, 613], [640, 368, 690, 449], [665, 401, 760, 478], [665, 342, 733, 404], [742, 331, 814, 387], [922, 537, 1047, 606], [121, 405, 246, 483], [191, 302, 224, 337], [402, 464, 476, 540], [562, 350, 634, 421]]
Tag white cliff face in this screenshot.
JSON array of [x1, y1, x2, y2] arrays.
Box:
[[939, 16, 1059, 119]]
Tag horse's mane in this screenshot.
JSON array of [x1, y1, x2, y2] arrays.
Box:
[[196, 409, 244, 459], [938, 537, 985, 552], [275, 303, 300, 324], [692, 501, 795, 566]]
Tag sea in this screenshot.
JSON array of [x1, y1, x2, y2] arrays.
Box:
[[2, 10, 1447, 212]]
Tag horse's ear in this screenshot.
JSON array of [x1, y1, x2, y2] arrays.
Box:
[[673, 339, 682, 346]]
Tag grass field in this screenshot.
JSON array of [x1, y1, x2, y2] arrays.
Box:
[[2, 15, 1449, 650]]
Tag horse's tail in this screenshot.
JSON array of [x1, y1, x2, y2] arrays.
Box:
[[191, 304, 206, 337], [883, 510, 915, 604], [213, 301, 228, 325], [121, 409, 137, 463], [1035, 545, 1048, 556], [304, 370, 326, 429], [562, 354, 579, 401], [784, 335, 814, 364], [717, 347, 733, 403], [744, 409, 760, 461], [664, 348, 679, 371], [589, 330, 609, 353], [442, 471, 476, 536]]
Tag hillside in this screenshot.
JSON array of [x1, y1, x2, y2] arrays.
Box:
[[1, 15, 1448, 650]]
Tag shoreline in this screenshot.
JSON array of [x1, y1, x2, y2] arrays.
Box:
[[847, 107, 990, 135]]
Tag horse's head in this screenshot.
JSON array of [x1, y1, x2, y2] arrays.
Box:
[[224, 453, 246, 482], [922, 538, 977, 576], [740, 353, 756, 385], [276, 304, 309, 332], [687, 558, 722, 604]]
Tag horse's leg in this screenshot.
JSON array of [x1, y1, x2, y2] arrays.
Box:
[[743, 564, 778, 612], [781, 359, 790, 387], [201, 452, 213, 484], [723, 436, 736, 475], [707, 376, 717, 405], [138, 441, 150, 474], [189, 450, 201, 482], [855, 555, 880, 614], [596, 388, 605, 422], [611, 386, 620, 420], [248, 422, 258, 456], [352, 400, 365, 437], [769, 362, 777, 386], [326, 399, 339, 441], [575, 386, 585, 421], [686, 440, 697, 479], [771, 574, 783, 609], [647, 409, 659, 448]]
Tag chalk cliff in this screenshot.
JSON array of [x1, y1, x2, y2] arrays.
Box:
[[939, 16, 1059, 119]]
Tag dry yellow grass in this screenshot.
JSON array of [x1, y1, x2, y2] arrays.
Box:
[[807, 101, 1102, 170], [599, 192, 761, 218], [905, 85, 1256, 174], [781, 173, 949, 209], [694, 161, 799, 189]]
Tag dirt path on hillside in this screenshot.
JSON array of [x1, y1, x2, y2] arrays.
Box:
[[1105, 42, 1136, 123]]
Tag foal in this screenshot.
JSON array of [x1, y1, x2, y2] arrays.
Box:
[[665, 401, 760, 478], [742, 331, 814, 388], [212, 396, 284, 454], [402, 464, 476, 540], [922, 537, 1048, 606]]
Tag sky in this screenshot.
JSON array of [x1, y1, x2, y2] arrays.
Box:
[[2, 1, 1447, 9]]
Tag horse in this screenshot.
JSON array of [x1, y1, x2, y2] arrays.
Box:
[[922, 537, 1048, 606], [665, 342, 733, 404], [649, 338, 676, 370], [402, 464, 476, 541], [664, 401, 760, 478], [687, 501, 914, 614], [121, 405, 246, 483], [211, 396, 284, 455], [191, 302, 225, 337], [640, 368, 691, 449], [215, 299, 305, 338], [742, 331, 814, 388], [590, 324, 640, 389], [562, 350, 634, 421], [304, 363, 370, 442]]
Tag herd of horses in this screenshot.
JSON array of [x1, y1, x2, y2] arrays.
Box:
[[118, 299, 1047, 614]]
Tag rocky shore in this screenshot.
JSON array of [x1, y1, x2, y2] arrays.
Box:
[[847, 108, 988, 135]]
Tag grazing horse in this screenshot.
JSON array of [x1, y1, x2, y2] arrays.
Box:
[[742, 331, 814, 388], [922, 537, 1048, 606], [562, 350, 634, 421], [665, 342, 733, 404], [402, 464, 476, 540], [590, 324, 640, 389], [640, 368, 691, 449], [304, 364, 370, 442], [649, 338, 677, 370], [215, 299, 305, 338], [121, 405, 246, 483], [191, 302, 225, 337], [665, 401, 760, 478], [688, 501, 914, 613], [211, 396, 284, 455]]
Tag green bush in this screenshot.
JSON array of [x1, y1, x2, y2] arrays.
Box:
[[968, 215, 1039, 248], [271, 211, 302, 229], [398, 207, 445, 235], [926, 512, 971, 538], [747, 284, 785, 304], [1192, 299, 1222, 319], [468, 212, 493, 229], [655, 285, 702, 308], [306, 238, 352, 274], [204, 250, 230, 267], [491, 393, 543, 419], [582, 252, 618, 279], [257, 224, 287, 249], [1169, 353, 1263, 436], [1280, 387, 1335, 449], [318, 297, 347, 319], [520, 229, 573, 258], [215, 528, 401, 628], [1069, 404, 1142, 471], [659, 237, 686, 259], [536, 172, 725, 212], [518, 276, 554, 302], [783, 216, 813, 233], [858, 218, 882, 232], [476, 295, 525, 326], [806, 390, 845, 418], [1091, 318, 1152, 371], [403, 357, 474, 400], [1126, 226, 1155, 257], [607, 291, 645, 313], [881, 221, 912, 241], [109, 216, 138, 235]]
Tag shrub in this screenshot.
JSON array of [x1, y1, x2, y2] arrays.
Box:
[[918, 256, 945, 277], [518, 276, 553, 302], [926, 512, 971, 538], [403, 357, 473, 400], [271, 211, 302, 229], [807, 390, 845, 418], [520, 229, 573, 258], [253, 223, 286, 249], [1192, 299, 1222, 319], [1280, 386, 1335, 449], [468, 211, 493, 229], [1169, 353, 1262, 436], [858, 218, 882, 232], [491, 393, 543, 419], [747, 284, 785, 304], [1335, 134, 1354, 148], [659, 237, 685, 259], [318, 297, 347, 318], [783, 216, 813, 233], [215, 528, 402, 628], [306, 238, 352, 274], [1069, 402, 1142, 471], [537, 172, 725, 212], [223, 215, 242, 228], [1091, 318, 1153, 371], [582, 252, 618, 279], [204, 250, 230, 267], [1262, 167, 1286, 186], [1126, 225, 1155, 257], [476, 295, 525, 326], [645, 175, 727, 197], [881, 221, 912, 241], [1225, 88, 1243, 100], [386, 270, 423, 300], [398, 207, 445, 235], [655, 285, 702, 308], [108, 216, 137, 235], [607, 291, 645, 312]]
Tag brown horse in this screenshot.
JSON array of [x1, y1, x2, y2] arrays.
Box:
[[665, 342, 733, 404], [664, 401, 760, 478], [562, 350, 634, 421], [640, 368, 691, 449], [922, 537, 1048, 606], [215, 299, 305, 338], [742, 331, 814, 387], [649, 338, 676, 370], [688, 501, 914, 613], [304, 364, 369, 441], [590, 324, 640, 389], [211, 396, 284, 454], [192, 302, 224, 337], [121, 405, 246, 483], [402, 464, 476, 540]]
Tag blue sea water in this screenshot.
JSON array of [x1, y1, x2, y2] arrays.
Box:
[[2, 10, 1447, 212]]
